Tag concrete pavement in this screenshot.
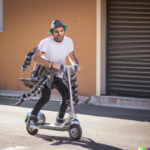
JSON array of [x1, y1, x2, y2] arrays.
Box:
[[0, 97, 150, 150], [1, 97, 150, 122]]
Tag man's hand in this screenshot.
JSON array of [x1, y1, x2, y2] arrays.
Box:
[[74, 65, 81, 72], [68, 51, 80, 70], [52, 63, 61, 69], [77, 65, 81, 72]]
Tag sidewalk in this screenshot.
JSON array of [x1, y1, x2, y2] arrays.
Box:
[[88, 95, 150, 110], [1, 89, 150, 110], [0, 89, 90, 104]]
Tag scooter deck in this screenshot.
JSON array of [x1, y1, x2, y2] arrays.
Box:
[[30, 123, 70, 131]]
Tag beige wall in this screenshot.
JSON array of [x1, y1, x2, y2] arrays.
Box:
[[0, 0, 96, 96]]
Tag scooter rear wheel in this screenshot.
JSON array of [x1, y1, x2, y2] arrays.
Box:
[[69, 124, 82, 140], [26, 117, 38, 135]]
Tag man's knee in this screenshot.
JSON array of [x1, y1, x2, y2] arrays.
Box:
[[62, 93, 70, 101], [41, 85, 51, 103], [41, 94, 50, 103]]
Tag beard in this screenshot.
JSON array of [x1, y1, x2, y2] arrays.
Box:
[[54, 34, 64, 42]]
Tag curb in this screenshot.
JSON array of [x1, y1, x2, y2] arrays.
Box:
[[87, 95, 150, 110]]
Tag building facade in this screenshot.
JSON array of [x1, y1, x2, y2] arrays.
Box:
[[0, 0, 150, 98]]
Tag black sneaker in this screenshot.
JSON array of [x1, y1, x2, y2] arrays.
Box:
[[30, 115, 38, 126]]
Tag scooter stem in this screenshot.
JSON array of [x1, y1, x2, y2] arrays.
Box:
[[66, 67, 74, 109]]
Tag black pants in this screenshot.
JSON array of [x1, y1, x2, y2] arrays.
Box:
[[31, 77, 70, 119]]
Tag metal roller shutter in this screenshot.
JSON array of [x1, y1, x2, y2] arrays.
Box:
[[106, 0, 150, 98]]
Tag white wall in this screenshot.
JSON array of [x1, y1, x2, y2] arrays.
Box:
[[0, 0, 3, 32], [96, 0, 106, 95]]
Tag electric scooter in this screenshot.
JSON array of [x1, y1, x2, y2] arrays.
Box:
[[24, 66, 82, 140]]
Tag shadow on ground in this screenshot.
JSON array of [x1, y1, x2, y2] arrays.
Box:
[[0, 97, 150, 122], [35, 134, 123, 150]]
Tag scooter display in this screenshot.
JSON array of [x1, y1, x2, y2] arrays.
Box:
[[24, 66, 82, 140]]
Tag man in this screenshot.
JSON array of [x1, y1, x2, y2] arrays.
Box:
[[31, 19, 81, 123]]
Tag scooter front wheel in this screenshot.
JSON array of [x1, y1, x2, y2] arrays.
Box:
[[69, 124, 82, 140], [26, 117, 38, 135]]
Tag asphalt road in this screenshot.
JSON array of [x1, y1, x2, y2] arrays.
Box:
[[0, 97, 150, 150]]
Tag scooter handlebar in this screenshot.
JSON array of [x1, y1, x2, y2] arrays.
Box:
[[59, 64, 80, 74]]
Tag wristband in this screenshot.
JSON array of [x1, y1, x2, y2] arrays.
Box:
[[60, 64, 64, 70]]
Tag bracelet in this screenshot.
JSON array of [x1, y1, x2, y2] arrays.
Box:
[[49, 62, 52, 68], [60, 64, 64, 70]]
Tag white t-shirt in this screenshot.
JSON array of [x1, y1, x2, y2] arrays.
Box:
[[38, 36, 74, 64]]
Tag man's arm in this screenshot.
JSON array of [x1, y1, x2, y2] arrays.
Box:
[[68, 51, 81, 71], [68, 51, 79, 65], [33, 50, 60, 69]]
